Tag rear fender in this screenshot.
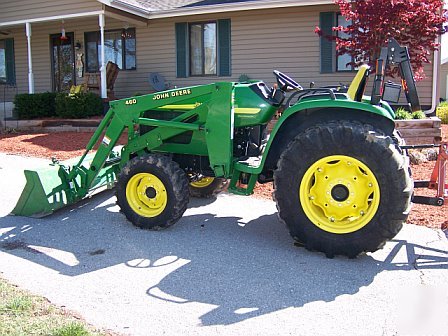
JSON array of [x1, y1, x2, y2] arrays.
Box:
[[260, 100, 396, 176]]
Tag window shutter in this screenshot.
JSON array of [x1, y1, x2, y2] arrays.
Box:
[[175, 22, 188, 78], [4, 38, 15, 85], [217, 19, 231, 77], [320, 12, 335, 74]]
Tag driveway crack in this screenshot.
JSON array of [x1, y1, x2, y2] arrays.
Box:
[[411, 255, 426, 285]]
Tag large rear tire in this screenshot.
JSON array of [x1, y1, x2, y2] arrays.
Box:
[[274, 121, 412, 258], [116, 154, 189, 230]]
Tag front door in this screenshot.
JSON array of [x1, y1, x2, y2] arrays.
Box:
[[50, 33, 75, 92]]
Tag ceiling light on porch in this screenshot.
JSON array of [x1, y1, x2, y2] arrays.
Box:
[[121, 22, 132, 38], [60, 20, 68, 40]]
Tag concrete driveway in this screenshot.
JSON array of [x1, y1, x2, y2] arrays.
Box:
[[0, 153, 447, 336]]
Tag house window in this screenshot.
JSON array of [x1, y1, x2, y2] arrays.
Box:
[[0, 39, 15, 84], [85, 28, 136, 72], [189, 22, 217, 76], [320, 12, 356, 73], [176, 20, 231, 78], [336, 14, 354, 71], [0, 41, 6, 81]]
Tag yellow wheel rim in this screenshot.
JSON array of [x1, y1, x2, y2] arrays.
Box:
[[126, 173, 167, 217], [299, 155, 380, 234], [190, 177, 214, 188]]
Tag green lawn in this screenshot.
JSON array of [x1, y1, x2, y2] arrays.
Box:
[[0, 277, 110, 336]]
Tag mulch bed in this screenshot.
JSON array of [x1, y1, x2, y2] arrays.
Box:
[[0, 125, 447, 229]]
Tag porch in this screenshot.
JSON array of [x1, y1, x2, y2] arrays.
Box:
[[0, 5, 147, 123]]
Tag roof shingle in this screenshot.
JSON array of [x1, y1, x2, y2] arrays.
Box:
[[117, 0, 261, 12]]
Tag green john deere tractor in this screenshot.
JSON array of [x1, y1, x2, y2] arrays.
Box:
[[12, 39, 423, 258]]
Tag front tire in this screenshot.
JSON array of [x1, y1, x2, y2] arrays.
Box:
[[274, 121, 412, 258], [116, 154, 189, 230]]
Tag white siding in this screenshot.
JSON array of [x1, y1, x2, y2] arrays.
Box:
[[0, 0, 101, 23], [125, 5, 434, 107], [2, 4, 435, 108]]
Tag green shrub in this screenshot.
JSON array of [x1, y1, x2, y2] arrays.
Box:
[[394, 107, 412, 120], [411, 110, 426, 119], [436, 103, 448, 124], [55, 92, 103, 118], [13, 92, 57, 119]]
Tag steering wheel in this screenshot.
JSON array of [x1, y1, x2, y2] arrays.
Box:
[[273, 70, 303, 91]]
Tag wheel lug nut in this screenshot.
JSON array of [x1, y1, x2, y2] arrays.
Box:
[[317, 168, 323, 172], [330, 217, 335, 222], [360, 210, 365, 216]]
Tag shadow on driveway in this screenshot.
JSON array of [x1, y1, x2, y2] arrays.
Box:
[[1, 191, 447, 326]]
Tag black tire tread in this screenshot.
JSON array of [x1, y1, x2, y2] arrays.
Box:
[[116, 154, 189, 230], [274, 120, 413, 258]]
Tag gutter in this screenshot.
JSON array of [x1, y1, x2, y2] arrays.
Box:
[[99, 0, 334, 19], [150, 0, 333, 19], [0, 10, 105, 27]]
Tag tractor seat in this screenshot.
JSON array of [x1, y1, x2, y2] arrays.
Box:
[[292, 64, 371, 105], [347, 64, 370, 102]]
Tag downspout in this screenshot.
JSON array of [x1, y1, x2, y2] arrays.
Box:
[[424, 21, 443, 114], [25, 22, 34, 94], [424, 45, 440, 115]]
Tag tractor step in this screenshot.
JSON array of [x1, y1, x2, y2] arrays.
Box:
[[228, 156, 262, 196], [235, 156, 262, 171]]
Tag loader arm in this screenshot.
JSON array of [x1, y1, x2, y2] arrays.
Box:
[[12, 83, 234, 217], [71, 82, 234, 197]]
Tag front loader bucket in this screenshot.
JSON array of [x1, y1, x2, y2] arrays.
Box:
[[11, 152, 120, 218]]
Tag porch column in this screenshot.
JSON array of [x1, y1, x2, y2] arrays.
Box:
[[25, 22, 34, 93], [99, 14, 107, 99]]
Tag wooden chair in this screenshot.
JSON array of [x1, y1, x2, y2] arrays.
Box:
[[105, 61, 119, 101], [84, 72, 100, 91], [84, 61, 120, 101]]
